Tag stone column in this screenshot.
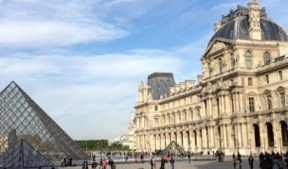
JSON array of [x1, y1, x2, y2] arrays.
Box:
[[234, 93, 239, 113], [202, 101, 206, 117], [225, 94, 231, 115], [239, 93, 244, 113], [237, 93, 241, 113], [221, 96, 225, 114], [227, 125, 232, 148], [210, 126, 215, 148], [207, 127, 210, 149], [273, 120, 281, 152], [236, 123, 242, 147], [209, 98, 213, 117], [202, 128, 206, 149], [223, 125, 228, 148]]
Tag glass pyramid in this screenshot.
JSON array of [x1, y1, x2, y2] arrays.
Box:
[[0, 81, 88, 160], [0, 139, 56, 169], [162, 141, 187, 155]]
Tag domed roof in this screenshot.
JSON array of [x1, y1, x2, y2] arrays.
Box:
[[209, 4, 288, 45]]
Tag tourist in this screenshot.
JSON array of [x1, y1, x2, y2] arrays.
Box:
[[284, 154, 288, 168], [232, 153, 236, 160], [149, 156, 154, 169], [99, 158, 103, 169], [140, 153, 145, 163], [102, 158, 108, 169], [108, 158, 114, 169], [170, 156, 175, 169], [160, 156, 166, 169], [188, 153, 191, 163], [233, 157, 237, 169], [273, 156, 280, 169], [92, 161, 98, 169], [82, 160, 88, 169], [248, 155, 254, 169], [125, 155, 128, 163]]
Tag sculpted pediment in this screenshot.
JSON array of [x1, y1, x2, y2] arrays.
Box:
[[207, 42, 226, 55]]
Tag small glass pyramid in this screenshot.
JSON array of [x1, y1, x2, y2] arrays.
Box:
[[0, 139, 56, 169], [0, 82, 87, 160]]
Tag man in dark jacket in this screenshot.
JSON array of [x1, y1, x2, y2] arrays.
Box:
[[160, 156, 166, 169]]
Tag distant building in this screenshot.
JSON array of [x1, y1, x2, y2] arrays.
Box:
[[129, 0, 288, 155]]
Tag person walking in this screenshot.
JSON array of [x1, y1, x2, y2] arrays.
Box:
[[248, 155, 254, 169], [170, 156, 175, 169], [92, 161, 98, 169], [149, 156, 154, 169], [99, 158, 103, 169], [82, 160, 88, 169], [102, 158, 108, 169], [188, 153, 191, 163], [160, 156, 166, 169]]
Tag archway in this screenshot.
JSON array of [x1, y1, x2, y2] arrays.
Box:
[[253, 124, 261, 147], [266, 122, 274, 147], [280, 121, 288, 146]]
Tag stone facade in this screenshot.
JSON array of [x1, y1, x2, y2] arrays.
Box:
[[129, 0, 288, 155]]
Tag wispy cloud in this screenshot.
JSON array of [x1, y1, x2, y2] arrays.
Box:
[[0, 49, 187, 139]]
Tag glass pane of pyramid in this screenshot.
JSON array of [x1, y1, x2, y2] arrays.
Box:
[[0, 82, 88, 160], [0, 139, 56, 169]]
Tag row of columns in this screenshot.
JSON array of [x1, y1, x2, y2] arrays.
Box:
[[136, 116, 146, 129]]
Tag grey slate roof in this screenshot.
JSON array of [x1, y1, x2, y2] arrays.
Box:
[[147, 73, 175, 100], [209, 16, 288, 45]]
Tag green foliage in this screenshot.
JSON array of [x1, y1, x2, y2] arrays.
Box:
[[108, 142, 130, 151], [75, 140, 129, 151], [75, 140, 108, 151]]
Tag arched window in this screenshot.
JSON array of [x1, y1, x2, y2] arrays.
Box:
[[263, 52, 271, 65], [253, 124, 261, 147], [245, 51, 253, 69], [280, 121, 288, 146], [266, 122, 274, 147]]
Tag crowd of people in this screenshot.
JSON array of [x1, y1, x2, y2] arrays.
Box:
[[66, 151, 288, 169]]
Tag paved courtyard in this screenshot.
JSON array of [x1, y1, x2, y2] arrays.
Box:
[[60, 159, 260, 169]]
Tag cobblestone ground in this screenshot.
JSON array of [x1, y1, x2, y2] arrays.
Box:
[[60, 159, 260, 169]]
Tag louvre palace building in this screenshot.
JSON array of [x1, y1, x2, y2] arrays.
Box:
[[128, 0, 288, 155]]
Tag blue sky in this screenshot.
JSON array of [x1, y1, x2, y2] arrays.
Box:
[[0, 0, 287, 140]]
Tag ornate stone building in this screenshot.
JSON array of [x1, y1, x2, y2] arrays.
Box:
[[129, 0, 288, 155]]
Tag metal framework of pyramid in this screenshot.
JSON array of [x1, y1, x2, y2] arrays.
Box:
[[0, 139, 56, 169], [162, 141, 187, 155], [0, 81, 87, 160]]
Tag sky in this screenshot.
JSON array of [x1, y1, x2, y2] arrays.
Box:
[[0, 0, 287, 140]]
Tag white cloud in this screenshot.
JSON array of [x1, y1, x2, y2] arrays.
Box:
[[0, 49, 186, 139], [0, 0, 133, 48], [0, 20, 128, 48]]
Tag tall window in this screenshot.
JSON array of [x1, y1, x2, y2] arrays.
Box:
[[263, 52, 271, 65], [280, 91, 286, 108], [249, 97, 255, 112], [245, 51, 253, 69], [248, 77, 253, 86], [267, 94, 272, 110], [279, 71, 283, 80], [266, 75, 269, 84], [219, 58, 223, 73]]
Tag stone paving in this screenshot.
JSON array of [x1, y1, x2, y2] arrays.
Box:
[[60, 159, 260, 169]]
